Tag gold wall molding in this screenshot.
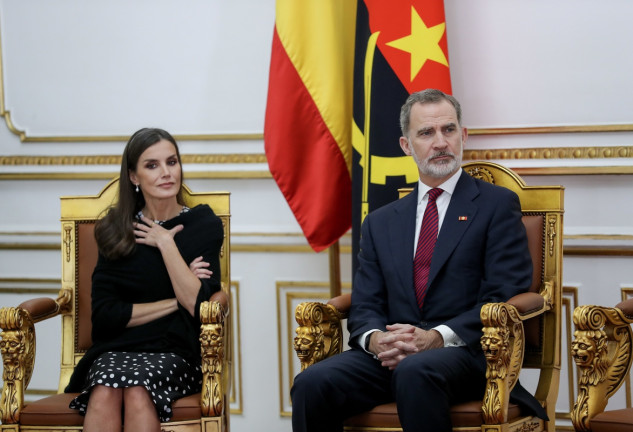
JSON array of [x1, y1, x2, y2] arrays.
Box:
[[464, 145, 633, 161], [0, 278, 59, 284], [1, 148, 633, 180], [514, 166, 633, 175], [468, 124, 633, 135], [564, 246, 633, 257], [0, 243, 59, 250], [2, 147, 633, 167], [15, 132, 264, 143], [0, 171, 273, 181], [0, 153, 267, 165], [0, 153, 272, 180]]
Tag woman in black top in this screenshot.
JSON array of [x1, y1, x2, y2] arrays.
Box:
[[65, 128, 224, 432]]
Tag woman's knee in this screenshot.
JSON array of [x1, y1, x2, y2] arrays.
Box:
[[122, 386, 154, 409], [88, 385, 123, 410]]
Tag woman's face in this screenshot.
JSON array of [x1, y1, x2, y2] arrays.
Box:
[[128, 139, 182, 202]]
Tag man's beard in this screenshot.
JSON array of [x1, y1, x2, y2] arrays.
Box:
[[409, 141, 463, 178]]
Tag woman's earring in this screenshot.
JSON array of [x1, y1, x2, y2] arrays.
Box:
[[135, 184, 140, 193]]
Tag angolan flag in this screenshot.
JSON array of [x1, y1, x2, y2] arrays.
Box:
[[352, 0, 452, 271]]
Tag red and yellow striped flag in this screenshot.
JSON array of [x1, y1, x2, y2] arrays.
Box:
[[264, 0, 357, 252]]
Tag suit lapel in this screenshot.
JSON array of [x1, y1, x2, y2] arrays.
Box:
[[427, 171, 480, 286], [388, 185, 420, 315]]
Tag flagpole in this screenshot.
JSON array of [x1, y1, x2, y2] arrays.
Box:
[[328, 240, 342, 298], [361, 33, 379, 225]]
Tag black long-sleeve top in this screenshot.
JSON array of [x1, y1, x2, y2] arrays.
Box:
[[65, 204, 224, 392]]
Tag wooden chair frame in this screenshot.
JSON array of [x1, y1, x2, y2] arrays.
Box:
[[0, 178, 231, 432], [571, 298, 633, 432], [293, 161, 564, 432]]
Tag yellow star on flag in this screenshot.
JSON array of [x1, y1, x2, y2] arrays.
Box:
[[385, 6, 449, 82]]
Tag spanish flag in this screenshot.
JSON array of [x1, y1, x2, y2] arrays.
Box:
[[264, 1, 357, 252], [352, 0, 452, 270]]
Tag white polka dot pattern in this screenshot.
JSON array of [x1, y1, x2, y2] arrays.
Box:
[[69, 352, 202, 422]]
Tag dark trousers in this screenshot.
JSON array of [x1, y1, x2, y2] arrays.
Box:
[[290, 347, 487, 432]]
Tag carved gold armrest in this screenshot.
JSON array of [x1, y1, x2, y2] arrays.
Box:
[[0, 289, 69, 424], [0, 307, 36, 424], [199, 289, 229, 417], [480, 302, 526, 425], [571, 302, 633, 432], [294, 299, 345, 372]]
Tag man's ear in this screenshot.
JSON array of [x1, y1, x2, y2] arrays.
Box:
[[399, 137, 412, 155]]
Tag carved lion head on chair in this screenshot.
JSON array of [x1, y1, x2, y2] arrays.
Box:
[[572, 329, 608, 386], [481, 325, 510, 379], [294, 325, 325, 370], [0, 330, 25, 381]]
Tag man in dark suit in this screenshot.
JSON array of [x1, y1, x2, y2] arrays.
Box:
[[291, 89, 547, 432]]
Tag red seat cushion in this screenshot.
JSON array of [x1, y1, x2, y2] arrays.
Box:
[[344, 400, 523, 428], [19, 392, 203, 426], [591, 408, 633, 432], [21, 393, 83, 426]]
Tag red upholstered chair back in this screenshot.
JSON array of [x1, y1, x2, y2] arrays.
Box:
[[57, 178, 231, 392]]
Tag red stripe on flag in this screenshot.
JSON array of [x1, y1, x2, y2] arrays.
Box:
[[265, 28, 351, 252]]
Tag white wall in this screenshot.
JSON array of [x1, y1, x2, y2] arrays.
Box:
[[1, 1, 632, 431]]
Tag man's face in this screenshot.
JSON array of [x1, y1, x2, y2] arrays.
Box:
[[399, 100, 467, 185]]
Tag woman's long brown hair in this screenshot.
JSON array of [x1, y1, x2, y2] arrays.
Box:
[[94, 128, 185, 260]]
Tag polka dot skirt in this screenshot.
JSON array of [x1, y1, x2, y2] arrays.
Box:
[[69, 352, 202, 422]]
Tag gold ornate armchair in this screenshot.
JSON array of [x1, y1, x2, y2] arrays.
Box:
[[0, 178, 231, 432], [294, 161, 564, 431], [571, 298, 633, 432]]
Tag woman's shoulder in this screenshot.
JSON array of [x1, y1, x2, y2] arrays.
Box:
[[188, 203, 218, 218], [184, 204, 223, 229]]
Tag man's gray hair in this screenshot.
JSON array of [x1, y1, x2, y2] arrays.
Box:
[[399, 89, 462, 137]]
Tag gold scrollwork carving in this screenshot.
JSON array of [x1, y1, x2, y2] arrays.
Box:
[[294, 302, 343, 371], [63, 225, 73, 263], [547, 216, 557, 257], [220, 220, 226, 259], [480, 302, 524, 424], [571, 305, 633, 432], [540, 279, 554, 311], [56, 286, 73, 314], [465, 167, 495, 184], [0, 307, 36, 424], [200, 300, 227, 417], [515, 420, 541, 432]]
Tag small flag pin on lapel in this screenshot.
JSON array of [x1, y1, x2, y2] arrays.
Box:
[[458, 216, 468, 221]]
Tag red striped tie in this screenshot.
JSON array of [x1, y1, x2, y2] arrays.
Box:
[[413, 188, 443, 309]]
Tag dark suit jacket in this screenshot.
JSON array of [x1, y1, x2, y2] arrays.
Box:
[[349, 170, 532, 352]]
